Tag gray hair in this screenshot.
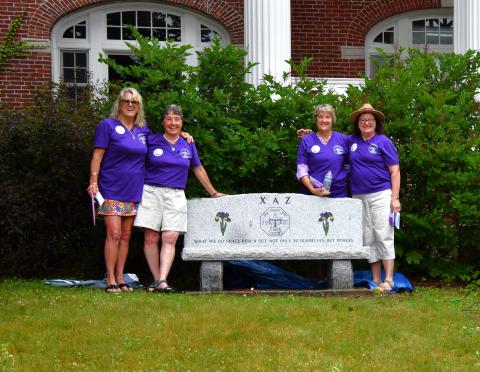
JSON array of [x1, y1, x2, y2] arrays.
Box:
[[313, 103, 336, 124], [109, 87, 146, 127], [163, 104, 183, 119]]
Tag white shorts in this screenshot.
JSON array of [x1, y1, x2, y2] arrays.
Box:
[[134, 185, 187, 233], [353, 189, 395, 263]]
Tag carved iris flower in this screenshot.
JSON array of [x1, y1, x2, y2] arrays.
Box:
[[319, 212, 334, 235], [215, 212, 231, 236]]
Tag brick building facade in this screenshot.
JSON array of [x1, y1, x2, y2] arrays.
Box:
[[0, 0, 476, 108]]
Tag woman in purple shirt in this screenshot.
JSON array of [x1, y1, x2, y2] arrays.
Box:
[[296, 104, 349, 198], [134, 104, 224, 293], [349, 103, 401, 293], [88, 87, 150, 293]]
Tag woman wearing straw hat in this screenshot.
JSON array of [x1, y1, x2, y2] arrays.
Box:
[[349, 103, 401, 293]]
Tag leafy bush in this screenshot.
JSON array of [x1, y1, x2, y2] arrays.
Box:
[[1, 30, 478, 283], [345, 48, 480, 281]]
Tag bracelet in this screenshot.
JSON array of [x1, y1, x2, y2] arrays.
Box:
[[90, 182, 97, 185], [391, 196, 399, 200], [90, 172, 98, 176]]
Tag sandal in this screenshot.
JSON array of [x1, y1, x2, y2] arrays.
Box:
[[375, 280, 394, 293], [153, 280, 176, 294], [105, 284, 120, 293], [118, 283, 133, 292], [147, 280, 162, 292]]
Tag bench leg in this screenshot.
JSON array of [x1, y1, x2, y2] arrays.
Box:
[[200, 261, 223, 292], [327, 260, 353, 289]]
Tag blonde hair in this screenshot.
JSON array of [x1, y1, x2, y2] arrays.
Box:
[[313, 103, 336, 125], [109, 87, 146, 127]]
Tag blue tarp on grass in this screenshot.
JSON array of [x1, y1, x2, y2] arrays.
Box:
[[224, 260, 414, 292]]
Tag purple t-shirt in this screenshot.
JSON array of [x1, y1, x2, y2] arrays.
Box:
[[348, 134, 399, 195], [93, 118, 150, 202], [144, 134, 201, 189], [296, 131, 349, 197]]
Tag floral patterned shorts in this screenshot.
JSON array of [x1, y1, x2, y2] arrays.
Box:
[[97, 199, 139, 216]]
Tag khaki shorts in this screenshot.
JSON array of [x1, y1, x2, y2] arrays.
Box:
[[134, 185, 187, 232], [353, 189, 395, 263]]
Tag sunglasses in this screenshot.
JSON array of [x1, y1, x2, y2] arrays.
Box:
[[121, 99, 140, 106]]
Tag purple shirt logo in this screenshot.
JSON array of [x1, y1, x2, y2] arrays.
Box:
[[180, 148, 191, 159], [333, 145, 344, 154], [138, 133, 147, 144], [153, 148, 163, 157], [368, 144, 379, 154], [350, 143, 358, 152], [311, 145, 320, 153]]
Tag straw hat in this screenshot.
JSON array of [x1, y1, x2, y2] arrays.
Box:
[[349, 103, 385, 124]]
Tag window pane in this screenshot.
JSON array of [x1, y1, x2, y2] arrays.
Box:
[[76, 52, 87, 67], [76, 68, 88, 83], [201, 29, 212, 42], [107, 12, 121, 26], [440, 34, 453, 45], [63, 52, 74, 67], [63, 68, 75, 82], [426, 32, 439, 44], [107, 27, 121, 40], [75, 25, 86, 39], [137, 11, 151, 27], [152, 28, 166, 41], [152, 12, 166, 27], [108, 54, 139, 83], [440, 18, 453, 31], [122, 27, 134, 40], [412, 32, 425, 44], [166, 15, 181, 28], [385, 26, 394, 32], [63, 26, 74, 38], [138, 27, 151, 38], [384, 31, 394, 44], [426, 19, 439, 31], [412, 20, 425, 31], [78, 21, 86, 25], [167, 29, 181, 42], [122, 11, 136, 26]]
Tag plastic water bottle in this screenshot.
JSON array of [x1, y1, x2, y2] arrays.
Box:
[[323, 170, 332, 191]]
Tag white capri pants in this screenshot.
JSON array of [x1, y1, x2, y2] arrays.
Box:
[[353, 189, 395, 263]]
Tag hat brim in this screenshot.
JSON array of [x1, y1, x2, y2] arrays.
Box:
[[349, 108, 385, 124]]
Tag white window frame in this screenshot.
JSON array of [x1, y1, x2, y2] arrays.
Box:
[[51, 2, 230, 86], [365, 8, 453, 77]]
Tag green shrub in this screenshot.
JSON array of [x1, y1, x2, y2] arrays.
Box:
[[1, 31, 478, 283], [345, 48, 480, 280]]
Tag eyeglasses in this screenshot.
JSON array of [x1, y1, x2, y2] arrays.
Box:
[[121, 99, 140, 106], [359, 118, 375, 124]]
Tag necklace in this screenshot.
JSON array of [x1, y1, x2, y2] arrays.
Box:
[[164, 134, 180, 151], [118, 118, 136, 139], [317, 132, 332, 145], [126, 126, 136, 140]]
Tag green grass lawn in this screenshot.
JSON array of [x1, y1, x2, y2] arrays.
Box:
[[0, 280, 479, 371]]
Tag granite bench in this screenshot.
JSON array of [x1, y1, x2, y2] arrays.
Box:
[[182, 193, 369, 291]]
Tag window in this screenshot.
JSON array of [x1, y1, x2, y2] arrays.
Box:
[[373, 26, 394, 45], [106, 11, 182, 41], [412, 18, 453, 45], [201, 24, 220, 43], [61, 51, 88, 100], [63, 21, 87, 39], [51, 3, 230, 87], [365, 9, 453, 77]]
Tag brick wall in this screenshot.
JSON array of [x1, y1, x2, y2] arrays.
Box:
[[291, 0, 441, 77], [0, 0, 442, 107]]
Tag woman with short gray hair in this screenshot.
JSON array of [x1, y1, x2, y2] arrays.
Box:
[[134, 104, 224, 293]]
